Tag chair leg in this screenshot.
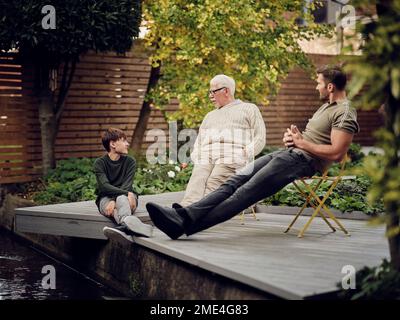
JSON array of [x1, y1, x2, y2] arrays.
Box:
[[288, 163, 350, 238], [284, 201, 308, 233], [297, 179, 337, 237], [303, 181, 349, 236], [297, 181, 336, 233], [285, 180, 320, 234], [321, 205, 350, 236], [239, 205, 258, 224], [251, 205, 259, 221], [298, 202, 324, 238], [310, 200, 336, 232], [239, 211, 245, 225]]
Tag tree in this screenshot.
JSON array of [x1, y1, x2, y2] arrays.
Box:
[[344, 0, 400, 270], [0, 0, 141, 175], [131, 0, 329, 150]]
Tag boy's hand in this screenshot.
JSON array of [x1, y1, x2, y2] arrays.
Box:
[[128, 192, 137, 210], [104, 200, 116, 217]]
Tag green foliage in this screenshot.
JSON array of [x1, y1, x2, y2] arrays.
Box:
[[33, 157, 194, 205], [143, 0, 330, 127], [33, 158, 97, 204], [0, 0, 141, 61], [338, 259, 400, 300], [344, 1, 400, 110], [133, 161, 193, 195]]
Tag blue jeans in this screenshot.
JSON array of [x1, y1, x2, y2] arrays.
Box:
[[185, 149, 316, 235]]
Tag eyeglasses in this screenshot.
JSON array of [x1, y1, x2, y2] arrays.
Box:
[[208, 87, 226, 95]]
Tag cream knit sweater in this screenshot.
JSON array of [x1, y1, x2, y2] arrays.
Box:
[[191, 99, 266, 166]]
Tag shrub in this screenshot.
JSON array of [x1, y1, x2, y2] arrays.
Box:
[[133, 161, 193, 195], [33, 158, 97, 204], [337, 259, 400, 300]]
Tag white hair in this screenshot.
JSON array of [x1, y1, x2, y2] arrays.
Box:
[[210, 74, 235, 96]]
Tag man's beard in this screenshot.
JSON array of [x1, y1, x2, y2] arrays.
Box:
[[319, 92, 329, 101]]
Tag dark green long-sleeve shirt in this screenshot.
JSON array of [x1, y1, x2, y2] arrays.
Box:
[[93, 154, 137, 209]]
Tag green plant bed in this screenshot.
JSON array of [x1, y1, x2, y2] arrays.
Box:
[[32, 157, 193, 205]]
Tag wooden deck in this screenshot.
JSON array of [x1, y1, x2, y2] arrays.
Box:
[[15, 191, 184, 239], [136, 213, 388, 299], [14, 191, 389, 299]]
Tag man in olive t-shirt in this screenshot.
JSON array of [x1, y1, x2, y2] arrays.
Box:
[[94, 128, 152, 241], [145, 65, 360, 240]]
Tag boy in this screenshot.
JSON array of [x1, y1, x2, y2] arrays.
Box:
[[94, 128, 152, 242]]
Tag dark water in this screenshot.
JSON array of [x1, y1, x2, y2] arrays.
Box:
[[0, 229, 123, 300]]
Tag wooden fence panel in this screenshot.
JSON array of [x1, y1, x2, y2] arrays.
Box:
[[0, 54, 41, 183]]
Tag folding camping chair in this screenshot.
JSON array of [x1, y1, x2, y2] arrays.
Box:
[[284, 154, 351, 238]]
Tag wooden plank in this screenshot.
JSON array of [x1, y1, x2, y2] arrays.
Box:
[[73, 76, 149, 84], [0, 154, 35, 161], [16, 84, 145, 93], [82, 48, 148, 59], [64, 97, 142, 104], [57, 131, 127, 138], [73, 69, 151, 78], [15, 215, 114, 240], [76, 62, 151, 72], [58, 123, 134, 131], [0, 175, 39, 184], [54, 144, 104, 152], [79, 56, 150, 65], [55, 137, 111, 146], [0, 64, 22, 70], [60, 117, 139, 124], [0, 161, 36, 168], [56, 151, 104, 159], [0, 169, 40, 177], [62, 110, 140, 117], [64, 104, 143, 111], [67, 91, 144, 99]]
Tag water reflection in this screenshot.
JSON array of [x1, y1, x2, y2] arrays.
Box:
[[0, 229, 122, 300]]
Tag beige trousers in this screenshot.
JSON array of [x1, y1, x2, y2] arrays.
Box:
[[180, 163, 240, 207]]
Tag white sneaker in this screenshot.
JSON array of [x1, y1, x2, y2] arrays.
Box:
[[103, 226, 134, 244], [122, 215, 153, 238]]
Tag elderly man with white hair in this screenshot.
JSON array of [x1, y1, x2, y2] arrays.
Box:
[[178, 74, 266, 207]]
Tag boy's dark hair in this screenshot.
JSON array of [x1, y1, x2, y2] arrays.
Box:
[[316, 65, 347, 91], [101, 128, 127, 152]]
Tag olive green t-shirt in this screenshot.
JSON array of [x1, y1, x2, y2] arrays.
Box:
[[294, 99, 360, 172]]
